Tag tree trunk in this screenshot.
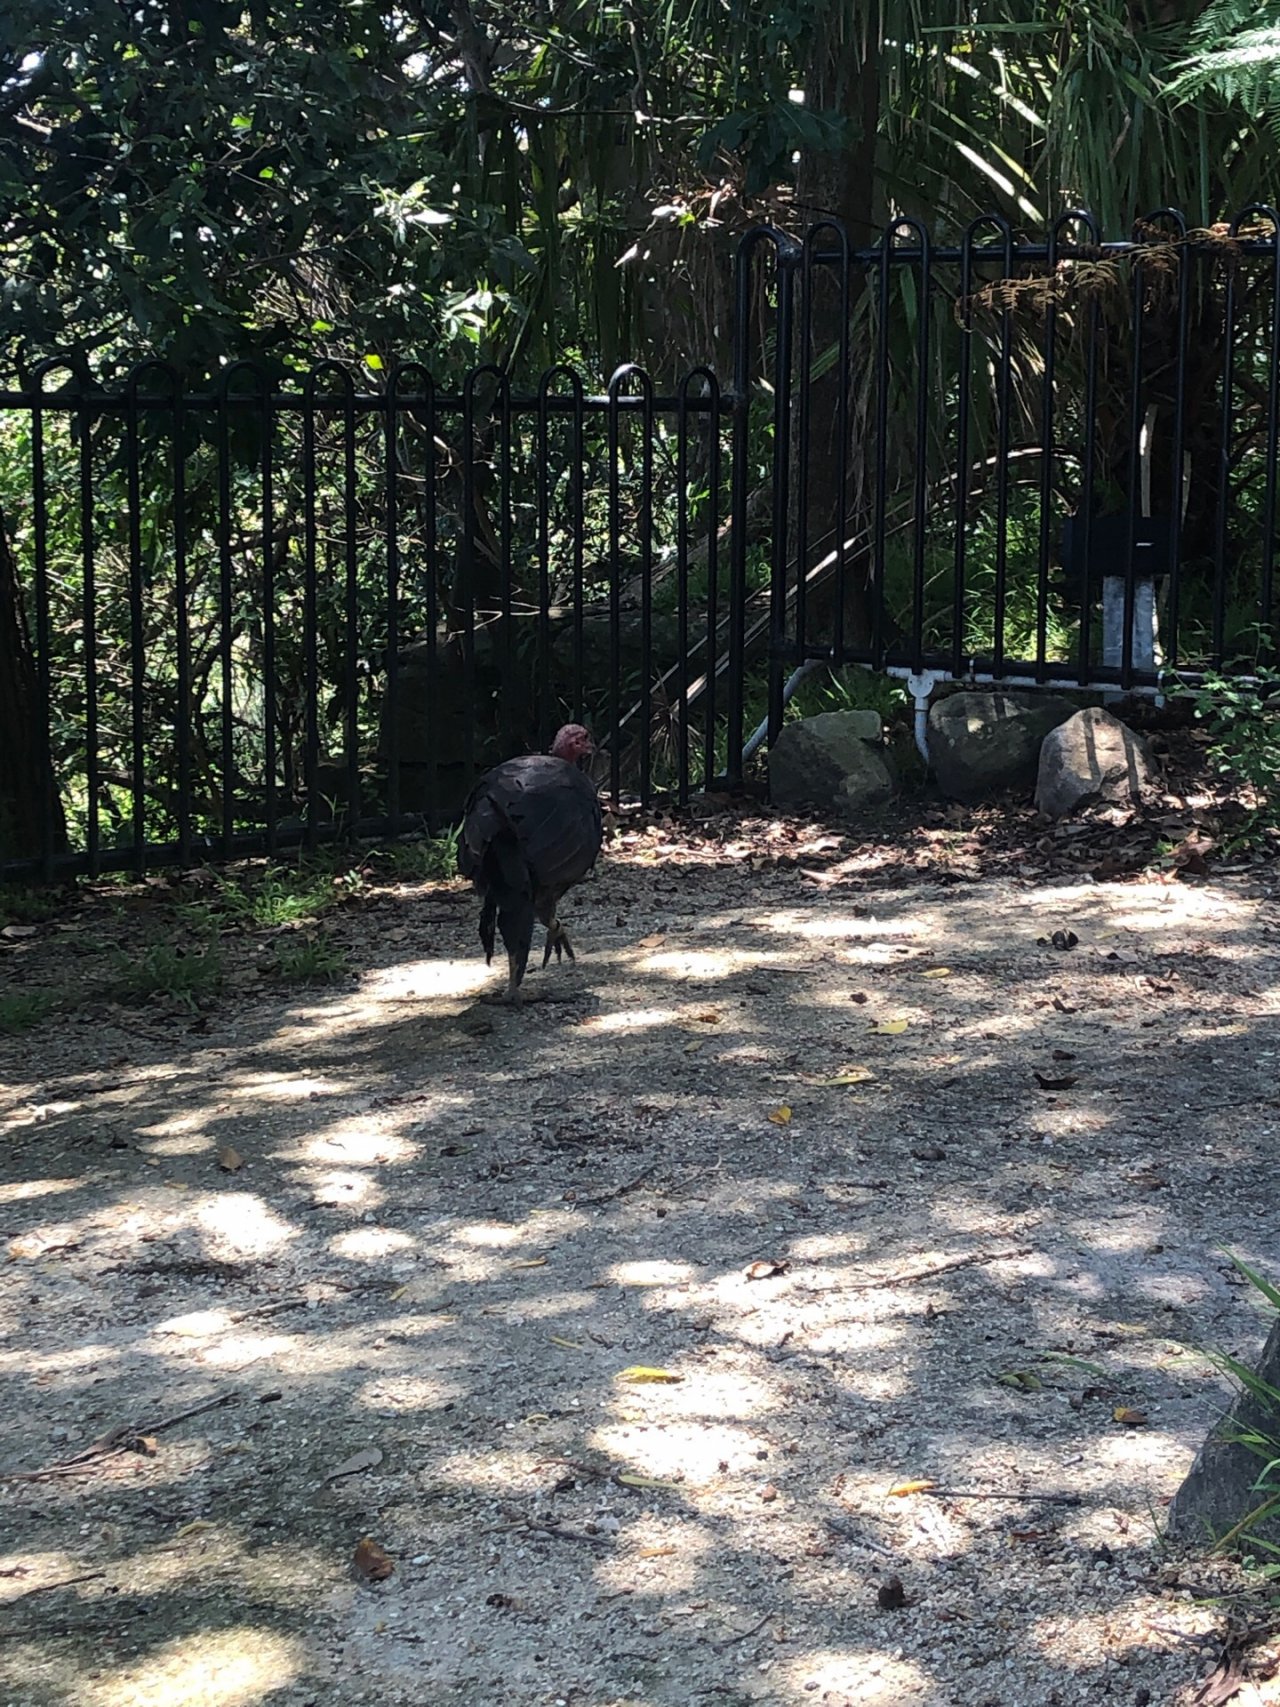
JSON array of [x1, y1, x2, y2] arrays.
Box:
[[793, 36, 881, 653], [0, 513, 66, 866]]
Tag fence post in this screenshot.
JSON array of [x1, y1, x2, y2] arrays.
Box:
[[729, 228, 800, 786]]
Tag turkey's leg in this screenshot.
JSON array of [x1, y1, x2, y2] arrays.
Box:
[[541, 918, 576, 968], [537, 892, 575, 969]]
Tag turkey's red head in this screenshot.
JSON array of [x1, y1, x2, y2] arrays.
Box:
[[550, 723, 595, 763]]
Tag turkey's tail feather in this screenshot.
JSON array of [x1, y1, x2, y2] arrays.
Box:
[[479, 830, 535, 1001]]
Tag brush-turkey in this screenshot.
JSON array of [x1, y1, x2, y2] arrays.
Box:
[[458, 724, 602, 1004]]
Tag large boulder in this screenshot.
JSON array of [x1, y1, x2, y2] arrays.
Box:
[[768, 710, 894, 820], [1166, 1315, 1280, 1551], [1034, 705, 1158, 820], [928, 690, 1078, 803]]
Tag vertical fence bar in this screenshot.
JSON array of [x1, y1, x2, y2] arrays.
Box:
[[386, 363, 431, 834], [171, 377, 191, 867], [799, 224, 852, 667], [29, 368, 56, 879], [460, 372, 487, 785], [703, 382, 722, 792], [1036, 221, 1066, 680], [1076, 217, 1102, 685], [497, 373, 514, 743], [1143, 211, 1189, 672], [728, 229, 793, 784], [871, 232, 892, 671], [338, 370, 359, 837], [260, 371, 278, 852], [77, 384, 100, 878], [422, 377, 440, 828], [302, 373, 321, 851], [903, 220, 931, 673], [1213, 233, 1239, 666], [767, 262, 796, 746], [991, 220, 1014, 679], [952, 233, 976, 676], [675, 372, 718, 806], [606, 369, 624, 805], [216, 372, 236, 857], [1233, 206, 1280, 648], [570, 389, 586, 725], [124, 368, 149, 874], [638, 372, 655, 808], [1121, 232, 1148, 689], [534, 372, 555, 750]]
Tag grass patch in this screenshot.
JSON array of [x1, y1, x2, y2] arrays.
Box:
[[270, 933, 349, 984], [0, 886, 67, 927], [113, 942, 224, 1010], [0, 989, 58, 1035], [374, 830, 460, 883]]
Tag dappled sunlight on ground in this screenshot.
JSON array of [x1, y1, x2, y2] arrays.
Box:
[[0, 850, 1277, 1703]]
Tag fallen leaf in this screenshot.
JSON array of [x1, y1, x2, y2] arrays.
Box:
[[353, 1537, 394, 1582], [886, 1479, 936, 1497], [871, 1019, 909, 1036], [326, 1447, 384, 1482], [1034, 1072, 1078, 1091], [512, 1256, 548, 1269], [684, 1041, 703, 1054], [617, 1365, 683, 1384], [549, 1335, 584, 1350], [175, 1519, 215, 1538], [690, 1009, 721, 1024], [637, 1545, 677, 1558], [745, 1259, 790, 1281], [768, 1105, 793, 1126], [921, 967, 952, 979], [814, 1068, 874, 1087], [1053, 996, 1078, 1013], [616, 1472, 684, 1491], [877, 1575, 908, 1610], [638, 934, 665, 949], [216, 1146, 244, 1173], [0, 924, 38, 940], [1113, 1406, 1148, 1427]]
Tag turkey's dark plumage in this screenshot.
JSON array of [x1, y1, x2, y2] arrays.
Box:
[[458, 747, 602, 1003]]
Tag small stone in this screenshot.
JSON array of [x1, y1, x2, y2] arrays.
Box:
[[1035, 706, 1158, 819]]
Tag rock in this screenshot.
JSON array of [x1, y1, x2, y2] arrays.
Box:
[[768, 710, 895, 819], [1034, 706, 1158, 820], [1166, 1315, 1280, 1550], [928, 691, 1078, 803]]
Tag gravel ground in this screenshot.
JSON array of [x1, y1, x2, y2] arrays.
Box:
[[2, 819, 1279, 1707]]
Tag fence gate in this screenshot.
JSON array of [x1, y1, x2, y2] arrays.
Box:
[[2, 208, 1278, 879]]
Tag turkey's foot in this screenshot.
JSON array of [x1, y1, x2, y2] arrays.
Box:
[[541, 918, 577, 969]]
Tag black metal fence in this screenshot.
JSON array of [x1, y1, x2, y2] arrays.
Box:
[[2, 207, 1279, 879]]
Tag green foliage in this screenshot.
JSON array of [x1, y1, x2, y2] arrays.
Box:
[[1201, 1253, 1280, 1559], [1183, 661, 1280, 840], [112, 941, 223, 1008], [209, 864, 341, 927], [0, 988, 57, 1034], [270, 932, 348, 983], [1166, 1, 1280, 130], [376, 831, 461, 883], [0, 885, 63, 926]]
